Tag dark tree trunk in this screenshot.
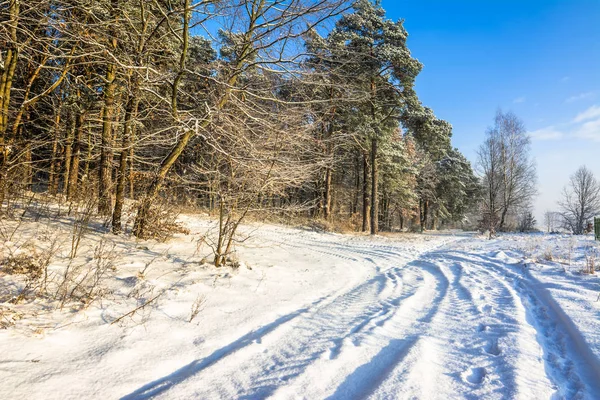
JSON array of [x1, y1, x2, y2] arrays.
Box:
[[98, 73, 116, 215], [499, 207, 508, 231], [63, 115, 74, 195], [370, 138, 378, 235], [67, 111, 84, 200], [324, 166, 332, 220], [49, 115, 60, 195], [353, 152, 360, 214], [362, 154, 370, 232]]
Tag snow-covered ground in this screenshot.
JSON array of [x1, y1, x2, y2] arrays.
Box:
[[2, 215, 600, 399]]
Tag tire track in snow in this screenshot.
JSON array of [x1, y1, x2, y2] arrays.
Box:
[[318, 260, 449, 400], [121, 231, 600, 399], [472, 251, 600, 399], [437, 252, 550, 399], [441, 249, 600, 399], [196, 264, 431, 399], [365, 256, 506, 399], [122, 237, 455, 400], [368, 246, 564, 400]]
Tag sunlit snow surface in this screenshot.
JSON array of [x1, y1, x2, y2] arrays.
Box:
[[2, 216, 600, 399]]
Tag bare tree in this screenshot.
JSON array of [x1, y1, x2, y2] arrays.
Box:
[[476, 129, 502, 237], [132, 0, 351, 238], [543, 210, 560, 233], [477, 110, 537, 234], [559, 165, 600, 235]]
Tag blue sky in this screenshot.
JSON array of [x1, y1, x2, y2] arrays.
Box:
[[381, 0, 600, 221]]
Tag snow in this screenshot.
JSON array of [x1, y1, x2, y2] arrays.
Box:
[[2, 216, 600, 399]]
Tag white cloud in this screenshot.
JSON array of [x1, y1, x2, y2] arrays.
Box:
[[566, 91, 596, 103], [525, 105, 600, 145], [561, 76, 571, 82], [528, 126, 564, 141], [575, 118, 600, 142], [513, 96, 526, 104], [573, 105, 600, 123]]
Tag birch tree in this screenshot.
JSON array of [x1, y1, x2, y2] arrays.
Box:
[[477, 110, 537, 234], [560, 166, 600, 235]]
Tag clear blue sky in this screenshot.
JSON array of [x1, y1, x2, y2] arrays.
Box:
[[381, 0, 600, 221]]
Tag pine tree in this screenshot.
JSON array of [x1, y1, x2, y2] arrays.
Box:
[[317, 0, 422, 234], [402, 102, 454, 230]]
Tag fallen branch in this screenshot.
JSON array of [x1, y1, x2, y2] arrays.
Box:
[[110, 292, 163, 325]]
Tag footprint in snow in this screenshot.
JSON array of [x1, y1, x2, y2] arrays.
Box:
[[193, 337, 205, 346], [484, 339, 502, 356], [464, 367, 487, 385], [477, 323, 488, 333], [481, 304, 494, 314]]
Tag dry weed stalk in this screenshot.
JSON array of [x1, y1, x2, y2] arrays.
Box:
[[584, 246, 598, 275], [112, 289, 164, 326], [189, 294, 207, 323]]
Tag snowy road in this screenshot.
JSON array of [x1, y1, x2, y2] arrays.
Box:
[[120, 232, 600, 400]]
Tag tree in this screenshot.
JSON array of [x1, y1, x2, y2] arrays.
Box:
[[477, 129, 502, 236], [518, 210, 536, 232], [402, 102, 465, 230], [494, 111, 537, 230], [0, 0, 479, 242], [543, 211, 560, 233], [433, 148, 481, 227], [477, 110, 537, 235], [132, 0, 351, 237], [312, 0, 422, 234], [559, 166, 600, 235]]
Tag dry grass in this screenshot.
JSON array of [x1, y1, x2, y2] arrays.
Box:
[[584, 246, 598, 275], [129, 201, 190, 241]]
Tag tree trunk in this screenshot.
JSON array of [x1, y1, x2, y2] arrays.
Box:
[[98, 0, 119, 215], [370, 138, 378, 235], [129, 132, 135, 199], [419, 198, 429, 233], [49, 111, 61, 195], [323, 166, 332, 220], [63, 116, 74, 195], [24, 142, 32, 190], [98, 68, 116, 215], [84, 126, 92, 180], [67, 111, 84, 200], [353, 152, 360, 214], [0, 0, 21, 207], [112, 90, 139, 234], [382, 193, 390, 231], [133, 129, 192, 237], [499, 207, 508, 231], [362, 153, 370, 232]]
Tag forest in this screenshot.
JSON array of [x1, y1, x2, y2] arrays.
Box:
[[0, 0, 482, 250]]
